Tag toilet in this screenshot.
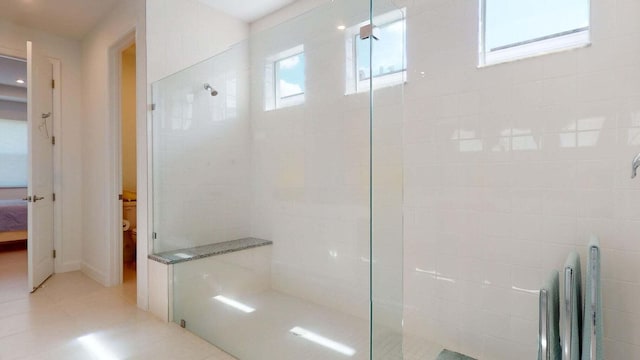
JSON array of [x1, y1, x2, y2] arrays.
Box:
[[123, 200, 137, 263]]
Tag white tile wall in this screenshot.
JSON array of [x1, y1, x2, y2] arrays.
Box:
[[400, 0, 640, 358], [152, 0, 640, 357], [152, 43, 253, 253], [248, 1, 376, 321]]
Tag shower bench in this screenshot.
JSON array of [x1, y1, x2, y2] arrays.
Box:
[[147, 237, 273, 321], [149, 237, 272, 265]]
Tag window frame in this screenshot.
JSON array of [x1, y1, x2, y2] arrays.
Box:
[[345, 9, 406, 95], [479, 0, 591, 67], [264, 45, 305, 111], [274, 52, 305, 109]]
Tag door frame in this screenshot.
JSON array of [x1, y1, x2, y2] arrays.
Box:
[[0, 45, 62, 275], [106, 30, 135, 287]]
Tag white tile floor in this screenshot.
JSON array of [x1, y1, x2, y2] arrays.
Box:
[[175, 289, 443, 360], [0, 248, 235, 360], [0, 247, 456, 360]]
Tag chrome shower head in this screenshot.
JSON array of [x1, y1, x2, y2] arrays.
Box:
[[203, 83, 218, 96]]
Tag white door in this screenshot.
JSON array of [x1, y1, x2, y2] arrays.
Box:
[[26, 41, 54, 291]]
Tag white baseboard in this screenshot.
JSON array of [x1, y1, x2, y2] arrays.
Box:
[[56, 261, 82, 273], [81, 262, 107, 286]]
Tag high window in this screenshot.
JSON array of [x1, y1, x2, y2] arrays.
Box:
[[345, 10, 406, 94], [265, 45, 305, 110], [480, 0, 590, 66]]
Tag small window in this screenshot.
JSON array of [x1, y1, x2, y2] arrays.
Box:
[[345, 9, 406, 94], [265, 45, 305, 110], [0, 119, 28, 187], [480, 0, 590, 66]]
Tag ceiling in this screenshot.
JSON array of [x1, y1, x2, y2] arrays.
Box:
[[0, 0, 297, 40], [0, 56, 26, 88], [197, 0, 297, 22], [0, 0, 123, 40]]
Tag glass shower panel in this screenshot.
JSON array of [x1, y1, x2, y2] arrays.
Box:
[[151, 43, 251, 254], [159, 0, 383, 359], [370, 1, 405, 359]]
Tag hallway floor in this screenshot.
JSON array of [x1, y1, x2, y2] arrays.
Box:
[[0, 248, 235, 360]]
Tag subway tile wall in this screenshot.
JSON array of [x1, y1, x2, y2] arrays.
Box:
[[399, 0, 640, 358]]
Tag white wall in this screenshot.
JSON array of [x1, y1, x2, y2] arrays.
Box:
[[151, 42, 252, 253], [144, 0, 248, 312], [80, 0, 145, 286], [248, 0, 382, 320], [121, 45, 137, 193], [250, 0, 327, 34], [144, 1, 640, 358], [146, 0, 249, 84], [401, 0, 640, 358], [0, 20, 83, 272], [254, 0, 640, 358]]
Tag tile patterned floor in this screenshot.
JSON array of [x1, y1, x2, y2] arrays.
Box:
[[0, 248, 235, 360]]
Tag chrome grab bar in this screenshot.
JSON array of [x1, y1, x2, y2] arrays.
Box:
[[563, 267, 573, 360], [539, 289, 550, 360]]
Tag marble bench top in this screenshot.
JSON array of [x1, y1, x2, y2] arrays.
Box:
[[148, 237, 272, 265]]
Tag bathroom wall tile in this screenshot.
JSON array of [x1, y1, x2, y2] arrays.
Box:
[[508, 290, 538, 322], [482, 334, 516, 360], [604, 339, 640, 360], [576, 161, 615, 189], [481, 310, 510, 340], [241, 0, 640, 357], [603, 280, 640, 314], [482, 261, 511, 288], [603, 309, 640, 345], [616, 0, 640, 36], [508, 316, 537, 346]]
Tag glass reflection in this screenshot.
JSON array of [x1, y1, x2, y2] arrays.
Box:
[[559, 116, 604, 148], [415, 267, 456, 283]]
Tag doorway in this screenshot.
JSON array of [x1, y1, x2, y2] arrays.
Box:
[[0, 55, 29, 298], [118, 41, 137, 302], [0, 44, 59, 295]]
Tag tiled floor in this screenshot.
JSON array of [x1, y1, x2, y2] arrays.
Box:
[[0, 247, 456, 360], [174, 288, 444, 360], [0, 248, 235, 360]]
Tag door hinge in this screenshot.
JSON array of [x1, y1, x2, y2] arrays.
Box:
[[52, 249, 56, 258], [51, 136, 55, 145], [153, 232, 157, 239], [51, 79, 55, 89], [119, 194, 123, 200], [52, 193, 56, 201], [150, 104, 156, 111]]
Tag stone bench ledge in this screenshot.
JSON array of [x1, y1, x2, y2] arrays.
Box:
[[148, 237, 272, 265]]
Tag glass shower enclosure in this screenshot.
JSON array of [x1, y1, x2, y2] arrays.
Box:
[[151, 0, 405, 359]]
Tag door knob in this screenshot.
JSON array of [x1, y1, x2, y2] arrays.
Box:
[[33, 196, 44, 203]]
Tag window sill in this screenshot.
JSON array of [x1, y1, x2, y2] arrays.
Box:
[[479, 30, 591, 68]]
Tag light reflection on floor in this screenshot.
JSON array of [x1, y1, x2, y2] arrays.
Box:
[[0, 248, 233, 360]]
